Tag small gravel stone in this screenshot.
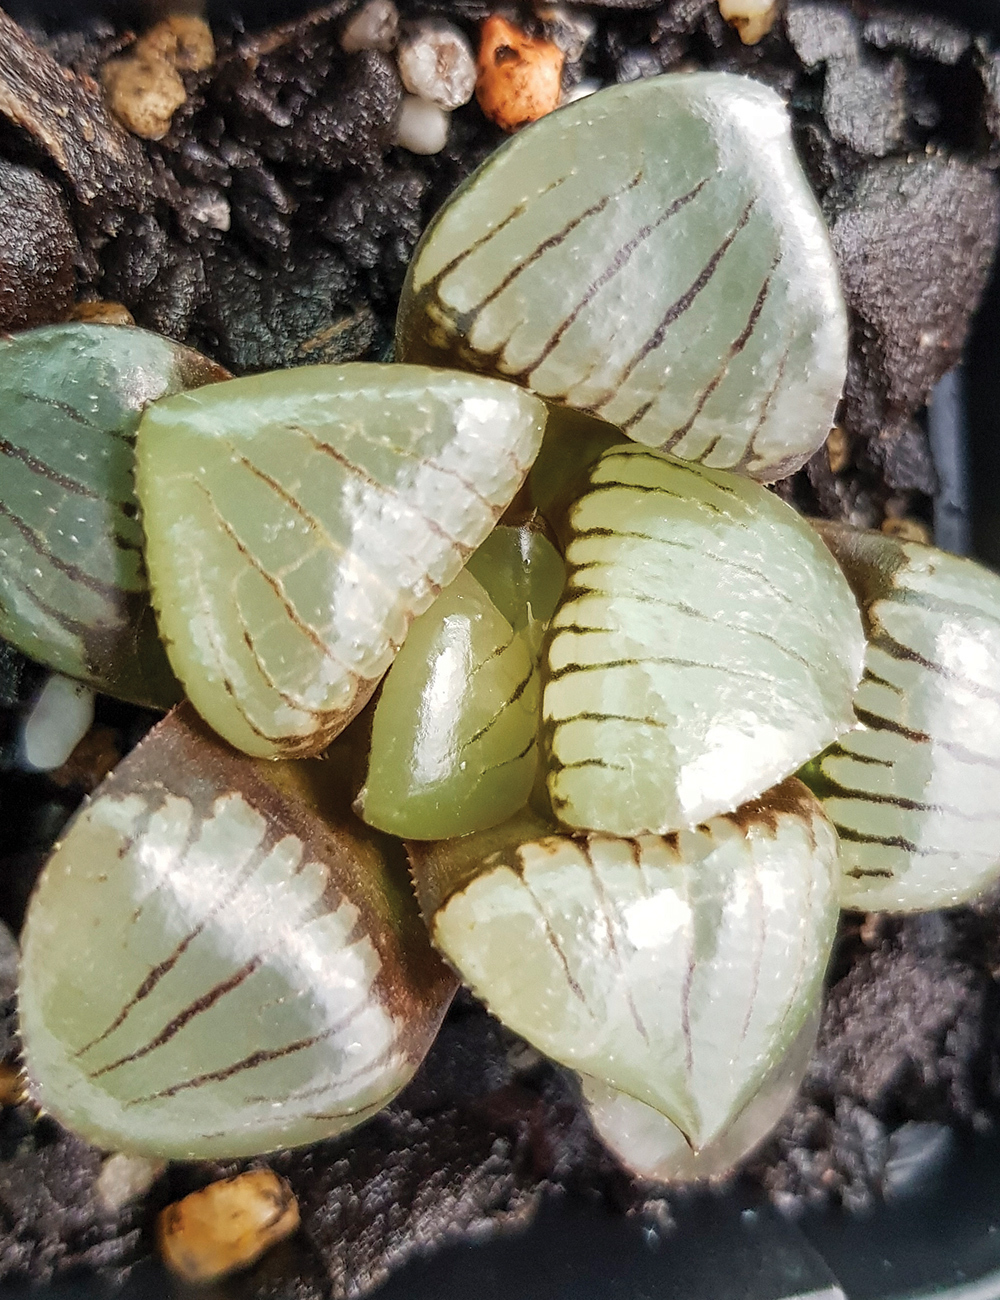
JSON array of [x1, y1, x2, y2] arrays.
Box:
[[826, 426, 850, 474], [95, 1155, 165, 1215], [394, 93, 450, 154], [881, 516, 932, 544], [0, 1065, 25, 1108], [20, 676, 95, 773], [102, 51, 187, 141], [139, 15, 215, 73], [718, 0, 777, 45], [397, 21, 476, 110], [66, 300, 135, 325], [101, 17, 215, 141], [158, 1171, 300, 1284], [340, 0, 400, 54], [476, 15, 564, 132]]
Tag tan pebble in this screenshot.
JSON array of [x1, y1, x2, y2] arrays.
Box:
[[138, 15, 215, 73], [96, 1153, 166, 1215], [0, 1064, 26, 1107], [102, 53, 186, 141], [718, 0, 778, 44], [881, 516, 932, 545], [102, 15, 214, 140], [67, 301, 135, 326], [476, 15, 564, 133], [158, 1170, 300, 1284], [826, 425, 850, 475]]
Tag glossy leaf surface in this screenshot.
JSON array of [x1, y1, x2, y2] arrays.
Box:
[[18, 705, 457, 1159], [397, 73, 847, 481], [543, 445, 865, 835], [359, 526, 564, 840], [805, 522, 1000, 912], [135, 365, 547, 758], [409, 780, 838, 1150], [580, 1009, 818, 1182], [0, 324, 226, 708]]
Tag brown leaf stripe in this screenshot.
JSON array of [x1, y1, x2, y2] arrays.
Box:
[[519, 179, 712, 384], [823, 598, 1000, 864], [587, 197, 757, 413], [123, 1011, 367, 1107], [77, 824, 285, 1062], [1, 438, 103, 499], [571, 533, 799, 608], [559, 586, 815, 673], [579, 839, 649, 1044], [451, 170, 647, 336], [458, 660, 535, 750], [89, 956, 263, 1079], [506, 850, 587, 1004], [0, 499, 128, 600], [641, 258, 780, 446], [874, 626, 1000, 705], [547, 653, 780, 686], [423, 170, 572, 292]]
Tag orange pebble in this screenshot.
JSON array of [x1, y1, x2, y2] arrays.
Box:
[[476, 16, 564, 133]]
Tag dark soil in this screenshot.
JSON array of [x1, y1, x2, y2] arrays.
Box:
[[2, 0, 1000, 1293]]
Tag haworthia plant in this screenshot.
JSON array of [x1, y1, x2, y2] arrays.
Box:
[[408, 780, 840, 1152], [18, 705, 456, 1160], [135, 365, 548, 759], [0, 324, 227, 709], [396, 73, 847, 482], [542, 444, 865, 836], [357, 525, 565, 840], [804, 522, 1000, 912], [581, 1007, 819, 1182]]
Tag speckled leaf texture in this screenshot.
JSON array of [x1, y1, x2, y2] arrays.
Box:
[[0, 323, 226, 708], [135, 365, 548, 759], [542, 445, 865, 836], [18, 705, 456, 1160], [397, 73, 847, 482], [408, 780, 839, 1152], [806, 522, 1000, 912]]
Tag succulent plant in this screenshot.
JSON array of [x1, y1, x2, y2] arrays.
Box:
[[9, 73, 1000, 1176]]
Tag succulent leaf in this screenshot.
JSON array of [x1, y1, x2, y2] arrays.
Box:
[[358, 525, 564, 840], [135, 364, 548, 759], [806, 521, 1000, 912], [0, 323, 226, 708], [17, 704, 457, 1160], [542, 445, 865, 835], [408, 779, 839, 1151], [397, 73, 847, 482], [580, 1009, 818, 1183]]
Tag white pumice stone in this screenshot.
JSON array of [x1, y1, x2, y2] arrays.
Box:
[[21, 673, 95, 772], [96, 1153, 166, 1214], [394, 94, 450, 154], [396, 21, 476, 110], [339, 0, 400, 53]]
